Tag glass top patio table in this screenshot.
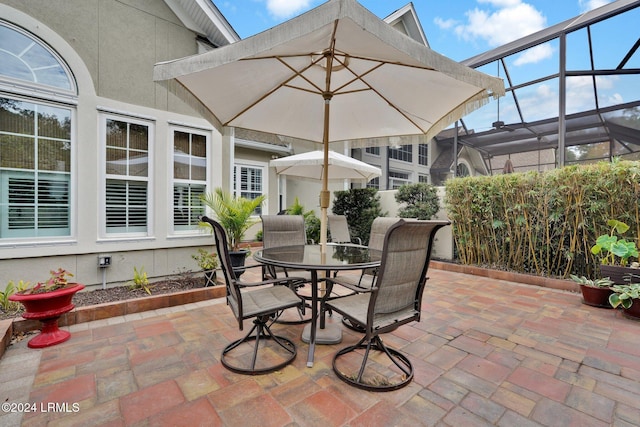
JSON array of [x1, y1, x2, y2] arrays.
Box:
[[253, 244, 382, 367]]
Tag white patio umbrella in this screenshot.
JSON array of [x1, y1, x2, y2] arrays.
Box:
[[270, 150, 381, 182], [153, 0, 504, 246]]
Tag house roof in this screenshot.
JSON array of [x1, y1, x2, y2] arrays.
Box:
[[163, 0, 239, 47], [383, 2, 429, 47]]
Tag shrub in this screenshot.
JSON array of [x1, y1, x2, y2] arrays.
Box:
[[444, 159, 640, 279], [284, 197, 321, 243], [332, 188, 386, 245], [395, 183, 439, 220]]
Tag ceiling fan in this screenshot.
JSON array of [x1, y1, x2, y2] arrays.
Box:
[[492, 97, 515, 131], [492, 62, 515, 132]]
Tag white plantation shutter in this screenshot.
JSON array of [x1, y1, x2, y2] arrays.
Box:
[[173, 183, 206, 228], [172, 129, 207, 231], [106, 180, 147, 233], [104, 117, 150, 235], [3, 174, 70, 237]]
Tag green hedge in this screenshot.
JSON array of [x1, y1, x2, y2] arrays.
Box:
[[332, 188, 386, 245], [444, 160, 640, 278]]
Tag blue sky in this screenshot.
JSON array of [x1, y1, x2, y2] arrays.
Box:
[[215, 0, 638, 132], [216, 0, 613, 62]]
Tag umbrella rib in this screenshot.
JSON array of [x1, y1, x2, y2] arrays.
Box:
[[276, 56, 325, 95], [223, 56, 323, 126], [336, 60, 430, 134]]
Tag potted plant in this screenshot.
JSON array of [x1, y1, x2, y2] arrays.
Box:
[[591, 219, 639, 285], [201, 188, 266, 277], [8, 268, 85, 348], [192, 248, 219, 286], [570, 275, 614, 308], [609, 282, 640, 320]]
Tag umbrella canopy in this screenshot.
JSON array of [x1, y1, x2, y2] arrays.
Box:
[[154, 0, 504, 245], [270, 150, 381, 182]]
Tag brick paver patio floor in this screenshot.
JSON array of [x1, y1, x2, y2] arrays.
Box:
[[1, 268, 639, 426]]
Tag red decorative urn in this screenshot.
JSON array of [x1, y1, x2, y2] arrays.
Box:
[[10, 283, 85, 348]]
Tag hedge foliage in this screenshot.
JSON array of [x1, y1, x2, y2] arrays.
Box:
[[444, 160, 640, 279], [332, 188, 386, 245], [395, 183, 440, 220]]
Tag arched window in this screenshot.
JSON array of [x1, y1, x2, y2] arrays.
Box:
[[456, 163, 470, 177], [0, 21, 74, 93], [0, 21, 76, 240]]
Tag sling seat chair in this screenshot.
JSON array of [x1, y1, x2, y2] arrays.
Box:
[[324, 219, 449, 391], [201, 216, 305, 374]]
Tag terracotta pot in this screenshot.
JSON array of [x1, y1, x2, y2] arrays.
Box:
[[580, 285, 613, 308], [599, 265, 640, 285], [9, 283, 85, 348], [622, 299, 640, 320]]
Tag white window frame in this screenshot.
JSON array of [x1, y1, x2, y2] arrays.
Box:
[[0, 21, 77, 246], [389, 170, 410, 189], [99, 113, 154, 239], [0, 96, 76, 244], [233, 160, 268, 216], [169, 125, 210, 235]]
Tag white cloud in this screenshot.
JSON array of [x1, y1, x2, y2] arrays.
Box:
[[435, 0, 550, 66], [434, 17, 458, 30], [265, 0, 314, 19], [454, 1, 547, 47], [578, 0, 612, 13], [513, 44, 554, 65]]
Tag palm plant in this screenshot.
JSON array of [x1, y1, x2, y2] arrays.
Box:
[[201, 188, 266, 251]]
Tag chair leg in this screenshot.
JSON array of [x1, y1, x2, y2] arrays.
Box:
[[221, 315, 297, 375], [332, 335, 414, 391]]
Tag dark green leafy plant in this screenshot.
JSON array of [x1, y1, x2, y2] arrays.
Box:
[[591, 219, 639, 266], [285, 197, 320, 243], [609, 283, 640, 309], [395, 183, 439, 220], [332, 188, 386, 245]]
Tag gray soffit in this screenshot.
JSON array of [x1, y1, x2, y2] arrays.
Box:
[[164, 0, 240, 47]]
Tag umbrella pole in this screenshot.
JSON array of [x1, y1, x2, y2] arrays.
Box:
[[320, 46, 334, 250], [320, 94, 331, 249]]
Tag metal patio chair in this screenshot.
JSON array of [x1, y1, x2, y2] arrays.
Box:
[[261, 215, 314, 323], [200, 216, 305, 375], [328, 215, 362, 245], [324, 219, 450, 391]]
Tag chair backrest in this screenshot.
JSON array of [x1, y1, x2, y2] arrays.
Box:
[[261, 215, 307, 249], [200, 216, 243, 322], [369, 219, 449, 329], [368, 217, 401, 251], [328, 215, 352, 244]]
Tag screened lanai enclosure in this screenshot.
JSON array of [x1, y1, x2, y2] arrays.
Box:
[[436, 0, 640, 175]]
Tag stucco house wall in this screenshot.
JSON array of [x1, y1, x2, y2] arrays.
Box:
[[0, 1, 229, 289]]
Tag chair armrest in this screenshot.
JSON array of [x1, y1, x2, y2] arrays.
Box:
[[325, 276, 375, 294], [235, 276, 307, 288]]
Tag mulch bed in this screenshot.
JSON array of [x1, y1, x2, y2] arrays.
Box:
[[1, 274, 208, 321]]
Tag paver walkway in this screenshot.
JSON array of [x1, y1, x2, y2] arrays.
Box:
[[1, 268, 639, 426]]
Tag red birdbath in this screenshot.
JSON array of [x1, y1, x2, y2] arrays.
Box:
[[9, 284, 85, 348]]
